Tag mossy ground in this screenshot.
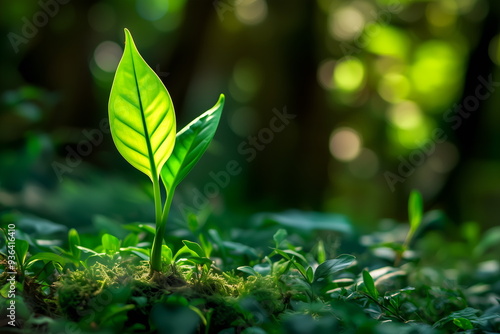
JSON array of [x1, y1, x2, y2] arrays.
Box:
[[52, 259, 287, 333]]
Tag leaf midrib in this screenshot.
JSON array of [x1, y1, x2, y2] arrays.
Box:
[[129, 44, 157, 180]]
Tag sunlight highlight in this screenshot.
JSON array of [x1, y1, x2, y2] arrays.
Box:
[[329, 127, 362, 162], [329, 6, 365, 41], [333, 58, 365, 92], [388, 101, 423, 130], [235, 0, 268, 25], [94, 41, 122, 73]]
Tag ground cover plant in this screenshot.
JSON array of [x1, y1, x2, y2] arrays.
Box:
[[1, 29, 500, 334]]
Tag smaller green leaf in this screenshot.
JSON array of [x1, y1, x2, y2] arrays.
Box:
[[273, 248, 309, 264], [120, 247, 150, 261], [453, 317, 473, 330], [188, 305, 208, 327], [281, 257, 300, 275], [276, 259, 294, 277], [281, 249, 308, 264], [15, 239, 29, 267], [76, 245, 105, 256], [273, 229, 287, 248], [173, 245, 195, 261], [162, 244, 173, 265], [68, 228, 81, 260], [52, 246, 74, 258], [198, 234, 213, 258], [408, 190, 423, 233], [362, 270, 379, 299], [292, 261, 308, 278], [306, 267, 314, 284], [161, 94, 225, 192], [271, 248, 290, 260], [26, 252, 74, 267], [314, 254, 356, 282], [237, 266, 258, 276], [102, 234, 120, 254], [187, 213, 199, 232], [136, 223, 156, 235], [186, 257, 212, 266], [316, 240, 326, 264], [122, 233, 139, 247], [182, 240, 206, 258]]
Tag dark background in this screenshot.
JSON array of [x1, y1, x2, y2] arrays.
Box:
[[1, 0, 499, 232]]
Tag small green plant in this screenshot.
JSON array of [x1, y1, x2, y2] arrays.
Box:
[[108, 28, 224, 275], [394, 189, 423, 265]]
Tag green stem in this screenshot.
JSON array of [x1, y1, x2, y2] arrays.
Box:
[[149, 177, 164, 274], [149, 184, 176, 275], [160, 185, 175, 228], [395, 226, 416, 267]]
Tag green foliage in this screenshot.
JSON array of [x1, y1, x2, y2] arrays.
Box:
[[314, 255, 356, 282], [407, 189, 423, 245], [2, 202, 500, 333], [362, 269, 379, 300], [68, 228, 81, 260]]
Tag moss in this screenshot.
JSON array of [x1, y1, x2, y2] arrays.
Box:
[[238, 275, 285, 315], [54, 259, 298, 332]]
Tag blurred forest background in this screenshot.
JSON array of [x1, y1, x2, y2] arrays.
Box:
[[1, 0, 500, 233]]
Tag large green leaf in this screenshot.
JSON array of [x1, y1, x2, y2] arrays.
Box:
[[160, 94, 224, 191], [109, 28, 176, 180]]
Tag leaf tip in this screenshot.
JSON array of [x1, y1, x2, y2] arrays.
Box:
[[218, 93, 225, 105], [123, 28, 133, 45]]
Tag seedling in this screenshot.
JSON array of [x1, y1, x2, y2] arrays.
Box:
[[394, 190, 423, 266], [108, 29, 224, 275]]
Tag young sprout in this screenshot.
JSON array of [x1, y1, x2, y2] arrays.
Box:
[[108, 28, 224, 275]]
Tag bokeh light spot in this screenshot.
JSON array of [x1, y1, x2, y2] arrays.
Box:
[[329, 127, 362, 162], [317, 59, 336, 90], [235, 0, 267, 25], [410, 40, 463, 107], [364, 24, 410, 59], [388, 101, 423, 130], [389, 116, 434, 149], [488, 34, 500, 66], [378, 73, 411, 103], [329, 6, 365, 41], [333, 58, 365, 92], [94, 41, 122, 73]]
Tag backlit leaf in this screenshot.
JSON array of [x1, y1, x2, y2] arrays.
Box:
[[161, 95, 224, 191], [109, 28, 176, 180]]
